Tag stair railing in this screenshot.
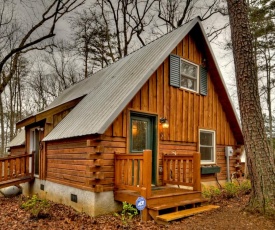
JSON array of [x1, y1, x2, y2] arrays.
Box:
[[114, 149, 152, 198], [162, 152, 201, 191]]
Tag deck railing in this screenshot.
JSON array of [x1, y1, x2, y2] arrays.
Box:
[[0, 153, 34, 187], [114, 150, 152, 198], [162, 152, 201, 191]]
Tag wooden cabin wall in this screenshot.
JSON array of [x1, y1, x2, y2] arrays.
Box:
[[45, 135, 126, 192], [103, 32, 241, 184], [10, 146, 25, 156], [43, 32, 242, 191]]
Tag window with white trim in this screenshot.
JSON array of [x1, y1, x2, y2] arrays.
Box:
[[199, 129, 216, 164], [180, 60, 199, 92]]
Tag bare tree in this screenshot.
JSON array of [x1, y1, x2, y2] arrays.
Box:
[[94, 0, 156, 58], [69, 9, 117, 77], [0, 0, 85, 95], [227, 0, 275, 213], [155, 0, 229, 41]]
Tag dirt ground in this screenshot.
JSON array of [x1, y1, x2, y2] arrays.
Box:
[[0, 194, 275, 230]]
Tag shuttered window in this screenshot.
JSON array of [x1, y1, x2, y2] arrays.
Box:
[[180, 60, 198, 92], [169, 54, 207, 95]]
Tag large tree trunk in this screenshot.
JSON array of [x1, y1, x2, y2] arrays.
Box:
[[227, 0, 275, 213]]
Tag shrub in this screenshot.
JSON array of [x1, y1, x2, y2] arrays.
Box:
[[223, 182, 239, 198], [238, 180, 251, 195], [114, 201, 138, 225], [202, 185, 222, 201], [21, 195, 50, 218]]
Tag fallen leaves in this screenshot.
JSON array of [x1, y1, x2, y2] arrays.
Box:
[[0, 194, 274, 229]]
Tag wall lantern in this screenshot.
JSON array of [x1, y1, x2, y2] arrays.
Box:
[[132, 122, 138, 136], [160, 117, 169, 129]]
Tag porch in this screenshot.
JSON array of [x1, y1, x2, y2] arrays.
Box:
[[0, 153, 34, 189], [114, 150, 218, 223]]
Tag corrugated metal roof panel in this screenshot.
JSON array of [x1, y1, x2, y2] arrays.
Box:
[[7, 130, 25, 147]]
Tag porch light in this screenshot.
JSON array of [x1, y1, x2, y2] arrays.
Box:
[[160, 117, 169, 129], [132, 122, 138, 135]]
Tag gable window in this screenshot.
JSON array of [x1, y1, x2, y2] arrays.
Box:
[[199, 129, 216, 164], [180, 60, 199, 92], [170, 54, 207, 95]]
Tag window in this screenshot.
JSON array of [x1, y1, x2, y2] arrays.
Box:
[[169, 54, 207, 95], [199, 129, 215, 164], [180, 60, 199, 92]]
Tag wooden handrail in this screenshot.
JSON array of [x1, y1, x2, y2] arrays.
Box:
[[162, 152, 201, 191], [114, 150, 152, 198], [0, 153, 34, 183]]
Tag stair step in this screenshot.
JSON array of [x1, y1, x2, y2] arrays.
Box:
[[148, 198, 208, 210], [157, 205, 220, 222]]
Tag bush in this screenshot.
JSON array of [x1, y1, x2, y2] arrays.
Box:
[[21, 195, 50, 219], [238, 180, 251, 195], [114, 202, 138, 225], [223, 182, 239, 198], [202, 180, 251, 201], [202, 185, 221, 201]]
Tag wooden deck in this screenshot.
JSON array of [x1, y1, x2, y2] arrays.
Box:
[[114, 150, 207, 221], [0, 153, 34, 189]]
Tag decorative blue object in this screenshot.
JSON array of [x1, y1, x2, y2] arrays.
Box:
[[135, 196, 146, 211]]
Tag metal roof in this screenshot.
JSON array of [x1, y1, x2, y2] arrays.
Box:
[[43, 17, 242, 142], [7, 130, 25, 147]]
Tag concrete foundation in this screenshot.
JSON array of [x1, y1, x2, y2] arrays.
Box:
[[21, 179, 121, 216]]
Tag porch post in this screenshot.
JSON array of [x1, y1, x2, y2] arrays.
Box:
[[193, 152, 201, 191], [143, 149, 152, 198]]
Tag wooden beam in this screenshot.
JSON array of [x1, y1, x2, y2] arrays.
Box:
[[16, 116, 36, 129]]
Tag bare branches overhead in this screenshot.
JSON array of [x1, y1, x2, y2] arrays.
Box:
[[0, 0, 85, 95]]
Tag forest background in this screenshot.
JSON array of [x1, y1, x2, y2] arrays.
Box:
[[0, 0, 274, 154]]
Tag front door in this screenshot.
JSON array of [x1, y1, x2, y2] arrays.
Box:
[[30, 128, 40, 176], [130, 113, 157, 184]]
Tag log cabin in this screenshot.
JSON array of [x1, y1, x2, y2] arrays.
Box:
[[4, 17, 244, 222]]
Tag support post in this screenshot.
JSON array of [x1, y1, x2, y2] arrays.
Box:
[[193, 152, 201, 191], [142, 150, 152, 198]]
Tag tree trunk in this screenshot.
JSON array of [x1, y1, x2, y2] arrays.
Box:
[[227, 0, 275, 213], [0, 95, 5, 154]]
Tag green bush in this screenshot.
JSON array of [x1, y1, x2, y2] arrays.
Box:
[[238, 180, 251, 195], [21, 195, 50, 218], [202, 185, 221, 200], [202, 180, 251, 201], [114, 201, 138, 225], [223, 182, 239, 198]]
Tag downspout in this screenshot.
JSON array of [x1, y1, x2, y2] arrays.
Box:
[[225, 146, 233, 182], [226, 153, 230, 182]]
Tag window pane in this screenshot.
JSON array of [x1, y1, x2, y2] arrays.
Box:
[[181, 77, 196, 90], [200, 132, 213, 146], [200, 147, 213, 161], [132, 119, 148, 151], [181, 61, 197, 78]]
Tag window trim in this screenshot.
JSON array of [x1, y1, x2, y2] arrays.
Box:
[[180, 58, 199, 93], [199, 129, 216, 165]]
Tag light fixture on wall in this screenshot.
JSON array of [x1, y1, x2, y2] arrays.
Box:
[[160, 117, 169, 129], [132, 122, 138, 136]]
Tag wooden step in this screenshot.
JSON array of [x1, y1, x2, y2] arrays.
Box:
[[148, 198, 208, 210], [156, 205, 220, 223]]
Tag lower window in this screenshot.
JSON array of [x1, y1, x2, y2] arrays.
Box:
[[199, 129, 216, 164]]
